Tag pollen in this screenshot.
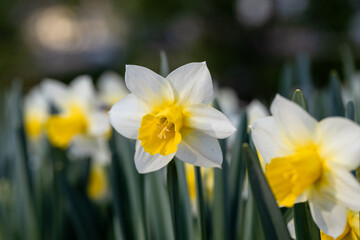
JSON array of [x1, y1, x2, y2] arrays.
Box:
[[265, 145, 323, 207], [138, 105, 183, 156]]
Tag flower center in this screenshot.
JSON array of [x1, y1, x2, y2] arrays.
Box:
[[25, 116, 43, 139], [46, 105, 88, 148], [138, 105, 183, 156], [265, 146, 323, 207]]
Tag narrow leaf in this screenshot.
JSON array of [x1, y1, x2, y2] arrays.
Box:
[[243, 144, 291, 240], [329, 71, 345, 116]]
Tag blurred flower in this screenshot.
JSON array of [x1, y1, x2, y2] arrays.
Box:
[[184, 163, 214, 210], [97, 71, 129, 108], [246, 99, 269, 126], [251, 94, 360, 238], [24, 87, 49, 140], [236, 0, 273, 27], [41, 75, 111, 164], [275, 0, 309, 19], [87, 164, 109, 201], [109, 62, 236, 173], [216, 87, 241, 127]]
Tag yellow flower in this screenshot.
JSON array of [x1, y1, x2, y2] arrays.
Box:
[[109, 62, 236, 173], [87, 164, 108, 201], [23, 87, 49, 140], [251, 94, 360, 238], [41, 76, 111, 164]]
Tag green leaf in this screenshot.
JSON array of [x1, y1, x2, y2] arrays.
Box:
[[279, 63, 294, 98], [160, 51, 170, 77], [212, 98, 230, 240], [60, 173, 102, 240], [243, 144, 291, 240], [229, 111, 248, 239], [345, 101, 355, 121], [293, 202, 320, 240], [340, 44, 355, 86], [144, 170, 175, 240], [195, 166, 207, 240], [242, 190, 257, 240], [109, 133, 145, 240], [296, 54, 313, 99], [167, 159, 193, 240], [329, 70, 345, 116], [291, 89, 308, 111]]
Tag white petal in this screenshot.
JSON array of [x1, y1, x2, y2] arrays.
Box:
[[41, 78, 68, 110], [109, 94, 148, 139], [270, 94, 318, 148], [166, 62, 213, 104], [184, 104, 236, 139], [69, 75, 97, 107], [98, 71, 128, 105], [317, 163, 360, 211], [287, 219, 296, 240], [134, 140, 175, 173], [24, 87, 49, 121], [318, 117, 360, 170], [88, 111, 111, 137], [175, 130, 222, 168], [246, 99, 269, 125], [250, 116, 293, 163], [309, 197, 347, 238], [125, 65, 174, 107], [68, 137, 111, 165]]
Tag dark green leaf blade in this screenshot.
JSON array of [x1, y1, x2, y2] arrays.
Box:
[[243, 144, 291, 240]]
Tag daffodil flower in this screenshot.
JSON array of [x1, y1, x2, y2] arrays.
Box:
[[24, 87, 49, 140], [87, 163, 109, 201], [41, 76, 111, 164], [97, 71, 129, 107], [320, 210, 359, 240], [109, 62, 236, 173], [251, 94, 360, 238]]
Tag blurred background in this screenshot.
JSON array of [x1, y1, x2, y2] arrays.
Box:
[[0, 0, 359, 101]]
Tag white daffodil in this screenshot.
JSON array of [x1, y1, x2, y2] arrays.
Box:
[[41, 75, 111, 164], [24, 87, 49, 140], [251, 94, 360, 238], [97, 71, 129, 107], [216, 87, 241, 127], [246, 99, 269, 125], [109, 62, 236, 173]]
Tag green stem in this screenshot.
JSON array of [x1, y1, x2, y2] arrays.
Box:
[[195, 166, 207, 240], [167, 160, 180, 240]]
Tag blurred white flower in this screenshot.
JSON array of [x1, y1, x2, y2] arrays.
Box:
[[251, 94, 360, 238], [41, 75, 111, 164], [109, 62, 236, 173], [246, 99, 269, 126], [97, 71, 129, 107], [24, 87, 49, 140]]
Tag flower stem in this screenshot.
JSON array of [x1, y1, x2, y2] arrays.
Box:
[[195, 166, 207, 240]]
